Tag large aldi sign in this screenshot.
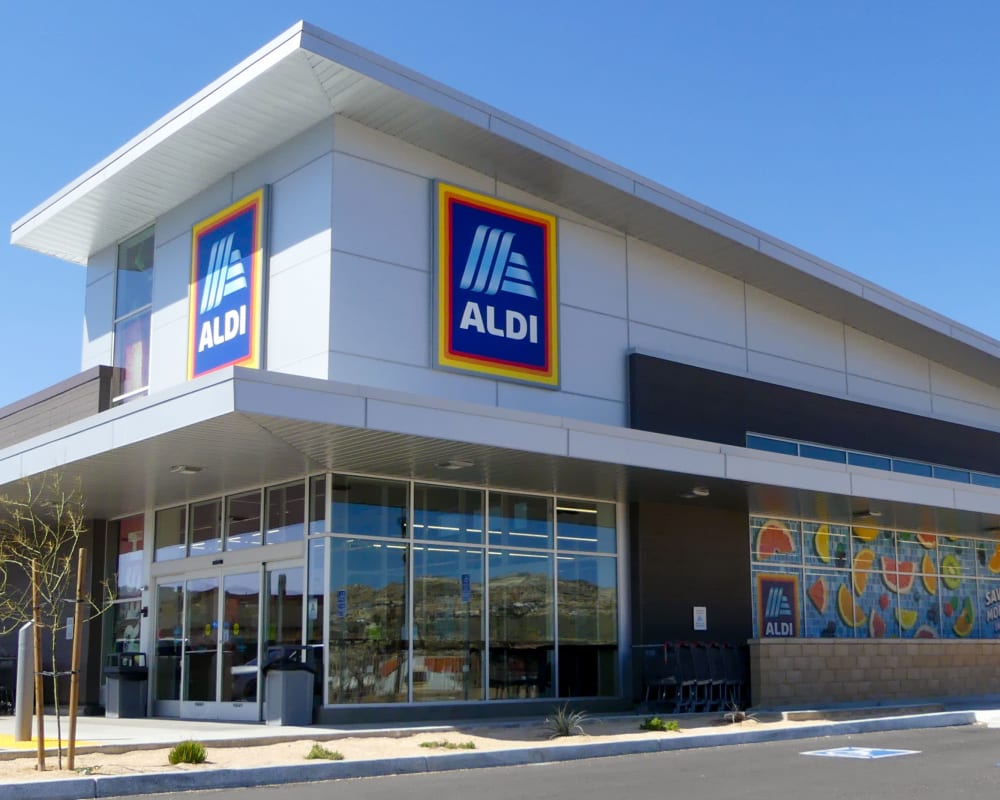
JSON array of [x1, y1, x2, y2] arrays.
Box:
[[436, 183, 559, 387], [757, 573, 800, 637], [188, 189, 267, 379]]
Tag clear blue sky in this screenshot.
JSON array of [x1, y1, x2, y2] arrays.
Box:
[[3, 2, 999, 407]]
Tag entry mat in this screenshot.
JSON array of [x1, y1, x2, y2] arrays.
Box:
[[801, 747, 921, 760]]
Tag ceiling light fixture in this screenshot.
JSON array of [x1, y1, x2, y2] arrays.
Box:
[[435, 459, 474, 471], [169, 465, 203, 475], [853, 509, 882, 519]]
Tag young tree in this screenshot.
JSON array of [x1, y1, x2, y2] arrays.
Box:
[[0, 473, 113, 769]]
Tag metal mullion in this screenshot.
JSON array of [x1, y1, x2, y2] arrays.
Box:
[[483, 490, 491, 701], [552, 500, 559, 699], [406, 480, 415, 704]]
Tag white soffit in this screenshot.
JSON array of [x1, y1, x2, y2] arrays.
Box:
[[10, 21, 1000, 385]]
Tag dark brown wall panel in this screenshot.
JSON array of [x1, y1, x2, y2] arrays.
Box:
[[630, 501, 751, 645], [629, 353, 1000, 474]]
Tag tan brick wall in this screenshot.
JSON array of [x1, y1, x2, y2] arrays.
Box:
[[750, 638, 1000, 707]]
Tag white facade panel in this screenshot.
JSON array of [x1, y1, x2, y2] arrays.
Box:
[[233, 118, 334, 199], [845, 328, 931, 391], [151, 233, 192, 326], [559, 306, 628, 402], [930, 362, 1000, 411], [148, 315, 190, 390], [559, 220, 627, 318], [266, 255, 331, 378], [929, 395, 1000, 432], [628, 322, 748, 374], [267, 153, 334, 278], [332, 152, 431, 272], [497, 182, 620, 232], [81, 247, 115, 372], [845, 374, 933, 416], [330, 252, 429, 366], [747, 351, 848, 396], [496, 383, 625, 427], [334, 116, 493, 193], [746, 286, 846, 372], [330, 352, 498, 407], [627, 237, 746, 347], [155, 179, 234, 250]]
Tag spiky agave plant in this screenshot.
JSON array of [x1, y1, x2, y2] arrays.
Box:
[[543, 704, 589, 738]]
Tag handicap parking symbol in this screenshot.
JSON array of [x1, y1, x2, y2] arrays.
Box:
[[802, 746, 921, 759]]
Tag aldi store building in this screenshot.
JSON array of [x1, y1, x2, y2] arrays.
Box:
[[8, 21, 1000, 721]]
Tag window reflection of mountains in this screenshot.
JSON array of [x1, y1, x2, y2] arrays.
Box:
[[333, 573, 614, 644]]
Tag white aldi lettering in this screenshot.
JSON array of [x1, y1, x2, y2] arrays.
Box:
[[458, 302, 539, 343], [198, 305, 247, 352]]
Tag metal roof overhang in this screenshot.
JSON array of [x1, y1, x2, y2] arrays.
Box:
[[10, 22, 1000, 390], [0, 368, 998, 541]]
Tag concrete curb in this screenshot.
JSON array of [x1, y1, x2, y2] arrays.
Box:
[[3, 710, 981, 800]]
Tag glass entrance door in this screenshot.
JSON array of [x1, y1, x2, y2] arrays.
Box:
[[153, 569, 261, 721]]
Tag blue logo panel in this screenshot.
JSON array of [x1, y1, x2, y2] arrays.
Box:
[[757, 573, 800, 637], [188, 189, 266, 379], [437, 183, 558, 387]]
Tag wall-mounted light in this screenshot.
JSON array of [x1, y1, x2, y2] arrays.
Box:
[[680, 486, 710, 499], [853, 509, 883, 519], [435, 459, 474, 471]]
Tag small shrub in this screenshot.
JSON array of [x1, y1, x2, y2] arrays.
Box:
[[419, 740, 476, 750], [544, 704, 589, 738], [640, 716, 679, 732], [306, 743, 345, 760], [168, 740, 207, 765]]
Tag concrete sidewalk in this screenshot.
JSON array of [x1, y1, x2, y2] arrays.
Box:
[[2, 706, 999, 800]]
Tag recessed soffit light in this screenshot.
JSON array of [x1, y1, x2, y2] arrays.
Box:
[[170, 465, 203, 475]]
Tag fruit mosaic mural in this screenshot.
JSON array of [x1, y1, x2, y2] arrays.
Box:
[[750, 517, 1000, 639]]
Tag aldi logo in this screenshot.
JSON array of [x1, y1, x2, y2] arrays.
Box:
[[188, 189, 266, 379], [436, 183, 558, 386], [757, 574, 799, 637]]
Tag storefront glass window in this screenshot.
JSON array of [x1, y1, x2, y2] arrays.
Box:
[[413, 484, 483, 544], [331, 476, 408, 538], [488, 492, 553, 550], [328, 538, 409, 704], [412, 544, 484, 702], [226, 491, 262, 551], [154, 506, 186, 562], [556, 500, 616, 554], [488, 548, 554, 699], [557, 554, 618, 696], [189, 499, 221, 557], [266, 481, 305, 544]]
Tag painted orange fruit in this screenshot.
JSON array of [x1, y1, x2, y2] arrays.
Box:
[[814, 525, 832, 564], [837, 583, 866, 628], [756, 520, 796, 561], [953, 598, 975, 638], [988, 543, 1000, 574]]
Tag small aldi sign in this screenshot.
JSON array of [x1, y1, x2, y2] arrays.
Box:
[[436, 183, 558, 387], [757, 573, 799, 637], [188, 188, 267, 379]]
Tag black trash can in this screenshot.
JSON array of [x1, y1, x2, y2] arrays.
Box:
[[104, 652, 148, 719], [264, 652, 315, 726]]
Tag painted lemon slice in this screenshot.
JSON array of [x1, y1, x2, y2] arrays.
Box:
[[852, 548, 876, 595], [837, 583, 866, 628], [941, 554, 963, 590], [814, 525, 832, 564], [853, 526, 880, 542], [756, 520, 795, 561], [807, 576, 828, 614], [895, 607, 918, 630]]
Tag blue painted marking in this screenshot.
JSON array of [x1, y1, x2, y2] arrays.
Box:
[[802, 747, 920, 759]]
